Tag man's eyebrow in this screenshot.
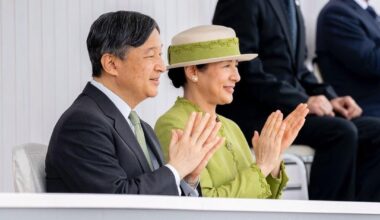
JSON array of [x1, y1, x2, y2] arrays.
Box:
[[144, 44, 163, 53]]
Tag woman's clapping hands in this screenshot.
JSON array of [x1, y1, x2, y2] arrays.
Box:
[[252, 104, 309, 177]]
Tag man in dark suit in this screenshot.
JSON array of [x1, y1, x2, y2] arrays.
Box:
[[317, 0, 380, 117], [213, 0, 380, 201], [45, 11, 223, 195]]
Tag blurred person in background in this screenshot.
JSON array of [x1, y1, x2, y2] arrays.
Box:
[[213, 0, 380, 201], [317, 0, 380, 117]]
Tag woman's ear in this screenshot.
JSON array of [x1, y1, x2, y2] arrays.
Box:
[[100, 53, 118, 77], [184, 66, 198, 83]]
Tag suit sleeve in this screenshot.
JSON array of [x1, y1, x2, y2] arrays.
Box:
[[51, 110, 178, 195], [319, 6, 380, 79], [298, 63, 338, 99]]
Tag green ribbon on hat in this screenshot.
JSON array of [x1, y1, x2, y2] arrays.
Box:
[[168, 37, 241, 65]]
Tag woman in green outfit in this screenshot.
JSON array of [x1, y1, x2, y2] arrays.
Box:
[[155, 25, 309, 198]]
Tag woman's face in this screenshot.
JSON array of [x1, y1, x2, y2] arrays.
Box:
[[196, 60, 240, 106]]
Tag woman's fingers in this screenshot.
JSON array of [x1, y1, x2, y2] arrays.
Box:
[[275, 122, 287, 151], [204, 121, 222, 145], [183, 112, 223, 148], [262, 111, 281, 139], [183, 112, 197, 138], [269, 111, 283, 139], [283, 104, 301, 124], [260, 112, 276, 137], [191, 111, 203, 136], [193, 137, 225, 177], [285, 104, 306, 128], [284, 104, 308, 133], [261, 110, 282, 140], [255, 106, 310, 176], [203, 136, 223, 153], [293, 105, 308, 131], [290, 105, 308, 130], [191, 112, 211, 142], [280, 105, 309, 151], [296, 103, 309, 118], [175, 129, 184, 140], [197, 115, 218, 145], [293, 118, 306, 133], [284, 104, 301, 123], [169, 129, 178, 150], [251, 130, 260, 152]]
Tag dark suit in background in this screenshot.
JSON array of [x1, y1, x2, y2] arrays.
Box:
[[46, 83, 179, 194], [213, 0, 380, 201], [317, 0, 380, 117]]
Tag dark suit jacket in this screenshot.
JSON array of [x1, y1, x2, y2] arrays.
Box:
[[45, 83, 179, 195], [213, 0, 337, 141], [316, 0, 380, 108]]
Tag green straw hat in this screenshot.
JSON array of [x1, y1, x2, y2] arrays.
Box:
[[167, 25, 257, 69]]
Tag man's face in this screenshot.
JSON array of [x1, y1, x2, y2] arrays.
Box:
[[114, 29, 165, 106]]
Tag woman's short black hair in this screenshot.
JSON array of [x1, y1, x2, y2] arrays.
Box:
[[168, 64, 208, 88], [87, 11, 160, 77]]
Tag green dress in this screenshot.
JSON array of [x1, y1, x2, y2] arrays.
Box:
[[154, 97, 288, 198]]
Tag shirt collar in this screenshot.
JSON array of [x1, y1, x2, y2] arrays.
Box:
[[354, 0, 369, 10], [90, 79, 133, 123]]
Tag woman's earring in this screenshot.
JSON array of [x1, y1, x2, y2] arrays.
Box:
[[191, 76, 198, 82]]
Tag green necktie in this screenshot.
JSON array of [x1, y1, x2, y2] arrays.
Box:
[[129, 111, 153, 170]]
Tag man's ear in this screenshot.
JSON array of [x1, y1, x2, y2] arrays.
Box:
[[184, 65, 199, 83], [100, 53, 118, 77]]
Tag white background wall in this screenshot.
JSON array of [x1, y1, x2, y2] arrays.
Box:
[[1, 0, 379, 192]]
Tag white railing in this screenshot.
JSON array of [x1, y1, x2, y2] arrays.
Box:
[[0, 193, 380, 220]]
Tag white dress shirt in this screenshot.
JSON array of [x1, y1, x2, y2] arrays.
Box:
[[354, 0, 369, 9]]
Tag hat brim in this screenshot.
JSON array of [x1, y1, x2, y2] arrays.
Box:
[[167, 53, 257, 69]]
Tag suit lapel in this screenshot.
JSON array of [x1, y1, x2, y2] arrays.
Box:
[[295, 2, 305, 68], [268, 0, 296, 62], [83, 83, 152, 172], [113, 115, 152, 172]]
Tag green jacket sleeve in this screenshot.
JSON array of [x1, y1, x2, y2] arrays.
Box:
[[201, 163, 271, 198], [201, 161, 288, 199], [265, 161, 289, 199]]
